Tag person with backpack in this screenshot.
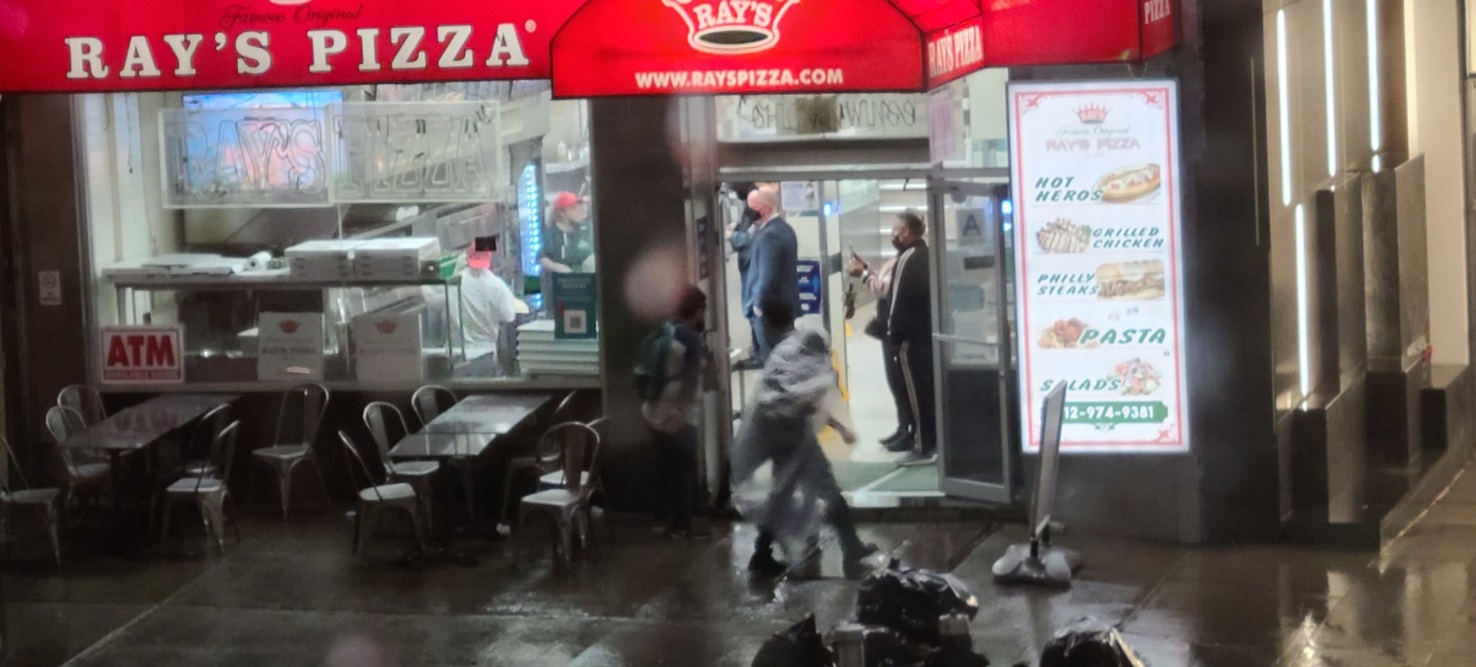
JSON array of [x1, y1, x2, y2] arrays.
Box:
[[638, 285, 713, 539]]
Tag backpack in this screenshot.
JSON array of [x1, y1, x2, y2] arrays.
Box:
[[634, 323, 677, 402]]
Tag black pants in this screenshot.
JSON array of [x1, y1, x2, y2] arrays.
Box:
[[899, 339, 936, 453], [653, 425, 698, 530], [882, 338, 913, 435], [754, 445, 866, 560]]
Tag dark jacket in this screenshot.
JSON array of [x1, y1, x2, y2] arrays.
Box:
[[742, 217, 801, 318], [729, 206, 760, 275], [887, 242, 931, 346]]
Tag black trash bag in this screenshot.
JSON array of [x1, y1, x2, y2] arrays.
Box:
[[857, 560, 981, 645], [1038, 618, 1148, 667], [752, 615, 837, 667], [861, 626, 939, 667]]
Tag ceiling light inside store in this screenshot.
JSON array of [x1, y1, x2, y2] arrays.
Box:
[[1295, 204, 1311, 400], [1277, 10, 1293, 206], [1323, 0, 1337, 177]]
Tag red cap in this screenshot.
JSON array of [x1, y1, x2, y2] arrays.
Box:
[[467, 235, 496, 270], [553, 191, 582, 211], [466, 248, 492, 271]]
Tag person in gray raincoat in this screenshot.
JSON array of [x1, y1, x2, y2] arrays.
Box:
[[732, 295, 877, 576]]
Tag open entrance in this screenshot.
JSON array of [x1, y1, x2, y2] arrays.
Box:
[[714, 176, 1017, 504]]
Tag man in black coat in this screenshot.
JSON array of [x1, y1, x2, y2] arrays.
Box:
[[887, 212, 936, 466]]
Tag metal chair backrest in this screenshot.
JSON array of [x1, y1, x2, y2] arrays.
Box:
[[411, 385, 457, 426], [274, 383, 331, 451], [585, 417, 611, 469], [188, 403, 234, 462], [362, 402, 410, 477], [337, 431, 390, 502], [45, 405, 85, 444], [195, 421, 240, 493], [551, 391, 580, 423], [542, 422, 597, 494], [44, 406, 88, 474], [57, 384, 106, 426], [534, 421, 579, 473], [0, 436, 31, 494]]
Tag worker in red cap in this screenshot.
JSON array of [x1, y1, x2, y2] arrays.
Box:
[[460, 235, 522, 361], [540, 191, 594, 275]]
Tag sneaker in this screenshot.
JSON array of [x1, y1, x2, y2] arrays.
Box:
[[748, 550, 789, 576], [883, 435, 915, 453], [898, 451, 938, 467], [844, 542, 881, 564], [842, 543, 882, 578]]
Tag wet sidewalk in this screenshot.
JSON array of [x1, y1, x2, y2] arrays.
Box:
[[6, 464, 1476, 666]]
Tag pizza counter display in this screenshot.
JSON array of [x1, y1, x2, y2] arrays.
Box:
[[96, 253, 603, 392]]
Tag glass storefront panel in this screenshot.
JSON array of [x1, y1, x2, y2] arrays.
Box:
[[80, 84, 597, 389]]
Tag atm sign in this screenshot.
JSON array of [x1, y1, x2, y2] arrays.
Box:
[[100, 327, 184, 384]]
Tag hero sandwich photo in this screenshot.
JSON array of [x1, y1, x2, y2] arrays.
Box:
[[1094, 260, 1165, 300]]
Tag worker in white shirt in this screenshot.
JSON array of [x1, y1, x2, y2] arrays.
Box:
[[459, 236, 522, 361]]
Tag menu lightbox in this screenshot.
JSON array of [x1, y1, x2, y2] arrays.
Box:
[[1008, 80, 1190, 454]]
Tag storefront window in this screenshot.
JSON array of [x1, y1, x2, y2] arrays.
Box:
[[79, 84, 595, 389], [938, 68, 1009, 170]]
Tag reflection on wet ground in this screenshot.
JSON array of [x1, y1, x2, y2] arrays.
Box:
[[8, 467, 1476, 666]]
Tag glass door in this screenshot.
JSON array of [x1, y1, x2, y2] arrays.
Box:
[[929, 179, 1015, 503]]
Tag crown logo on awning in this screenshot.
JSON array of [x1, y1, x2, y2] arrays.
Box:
[[662, 0, 800, 55]]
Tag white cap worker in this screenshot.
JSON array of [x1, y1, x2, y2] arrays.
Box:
[[459, 236, 523, 360]]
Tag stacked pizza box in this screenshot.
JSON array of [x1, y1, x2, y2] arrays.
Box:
[[286, 240, 363, 282], [352, 237, 441, 281], [515, 319, 599, 376]]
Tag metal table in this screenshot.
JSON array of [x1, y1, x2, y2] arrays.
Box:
[[62, 393, 239, 458], [61, 393, 240, 545], [388, 392, 555, 535]]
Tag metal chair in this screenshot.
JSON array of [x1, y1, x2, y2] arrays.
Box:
[[57, 384, 106, 427], [251, 383, 331, 519], [411, 385, 458, 427], [161, 421, 242, 554], [500, 419, 574, 527], [44, 406, 111, 516], [337, 432, 427, 556], [179, 403, 233, 477], [538, 417, 609, 495], [363, 402, 440, 532], [518, 422, 602, 567], [0, 436, 63, 566]]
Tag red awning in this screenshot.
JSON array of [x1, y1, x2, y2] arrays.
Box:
[[0, 0, 584, 93], [550, 0, 987, 97], [983, 0, 1177, 66], [0, 0, 1173, 95]]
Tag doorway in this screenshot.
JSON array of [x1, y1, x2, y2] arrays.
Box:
[[719, 176, 978, 500], [928, 179, 1017, 504]]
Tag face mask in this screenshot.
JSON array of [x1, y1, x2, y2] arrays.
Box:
[[892, 236, 907, 252]]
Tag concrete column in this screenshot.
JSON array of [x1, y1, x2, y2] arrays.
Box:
[[588, 98, 693, 513], [0, 95, 89, 467]]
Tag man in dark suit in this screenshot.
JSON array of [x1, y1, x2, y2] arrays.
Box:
[[741, 187, 800, 364], [888, 212, 936, 466]]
